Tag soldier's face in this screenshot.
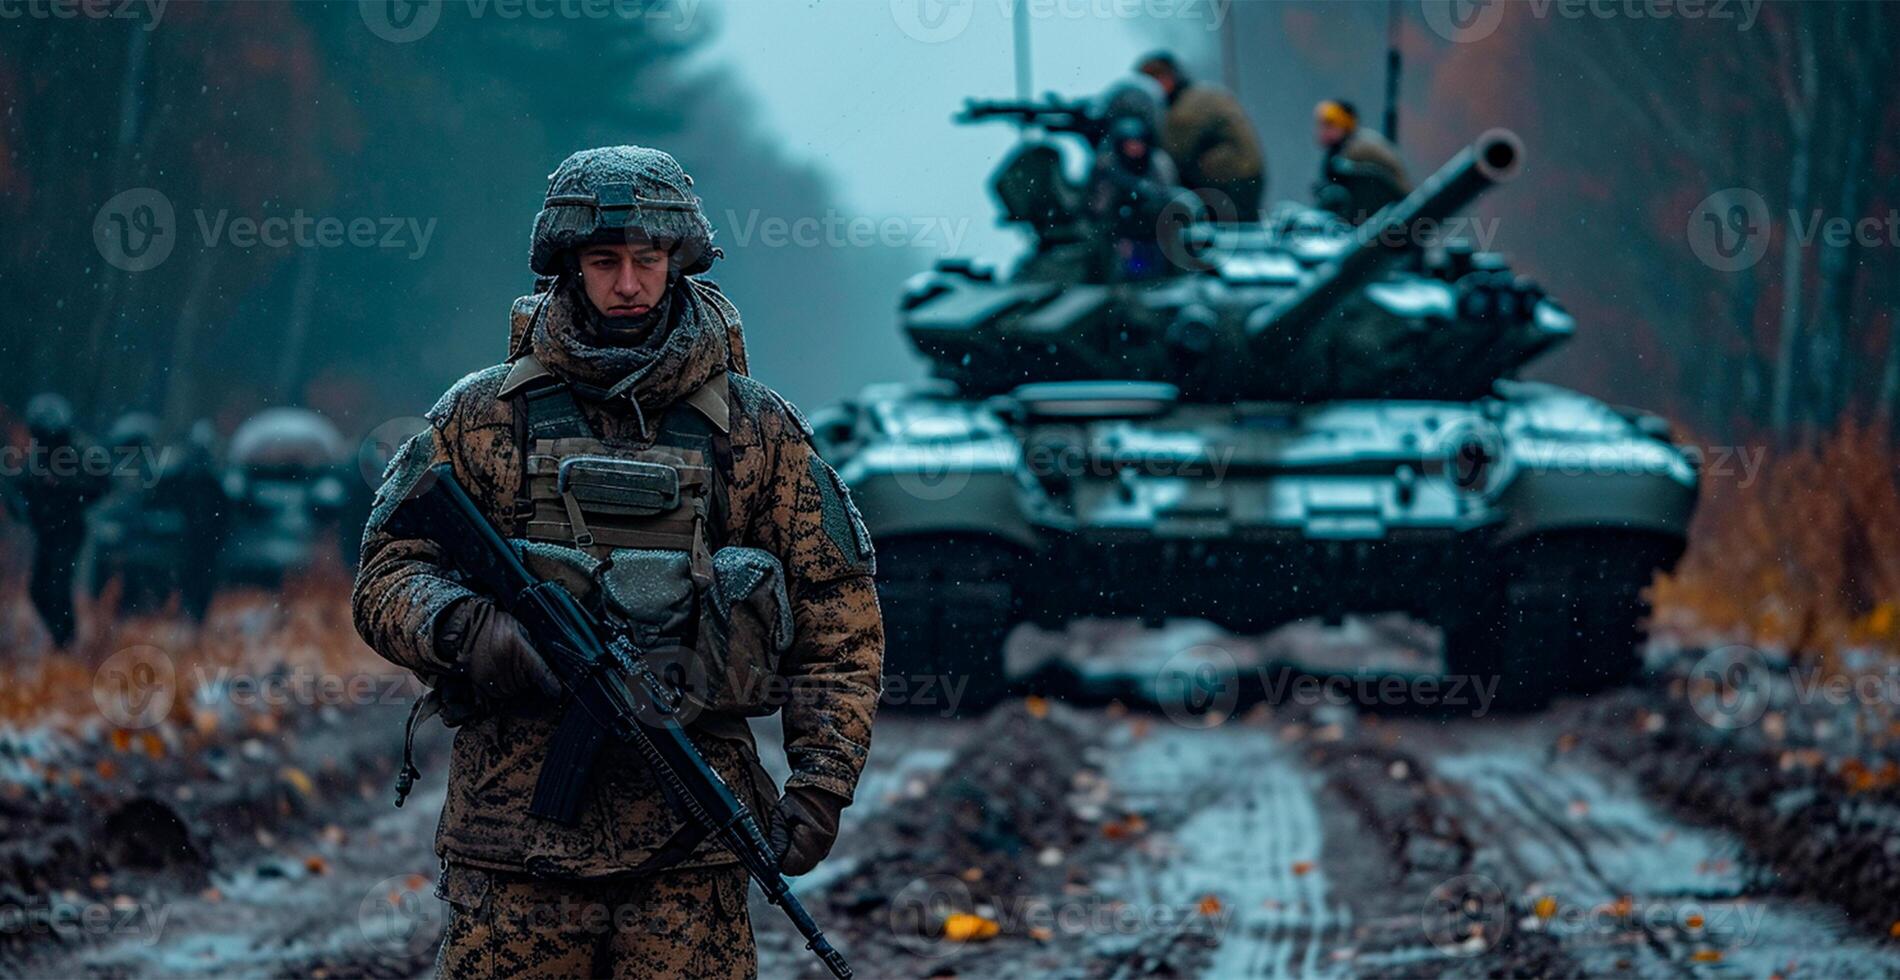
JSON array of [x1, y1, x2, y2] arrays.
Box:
[[1315, 116, 1349, 149], [578, 242, 670, 318], [1138, 63, 1176, 97]]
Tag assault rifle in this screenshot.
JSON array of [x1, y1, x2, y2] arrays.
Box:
[[386, 464, 852, 980]]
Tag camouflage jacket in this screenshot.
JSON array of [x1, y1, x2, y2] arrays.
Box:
[[351, 279, 883, 878]]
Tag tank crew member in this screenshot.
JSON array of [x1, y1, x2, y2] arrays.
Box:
[[1136, 51, 1267, 222], [1313, 98, 1412, 224]]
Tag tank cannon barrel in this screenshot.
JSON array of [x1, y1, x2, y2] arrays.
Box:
[[1252, 129, 1524, 340]]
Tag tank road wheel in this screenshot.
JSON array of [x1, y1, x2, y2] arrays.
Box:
[[873, 536, 1022, 717], [1445, 531, 1682, 711]]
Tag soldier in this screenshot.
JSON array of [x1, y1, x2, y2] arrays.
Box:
[[1136, 51, 1267, 222], [152, 420, 229, 619], [352, 146, 883, 979], [17, 394, 107, 648], [1312, 99, 1412, 225], [87, 411, 172, 612], [1087, 114, 1189, 282]]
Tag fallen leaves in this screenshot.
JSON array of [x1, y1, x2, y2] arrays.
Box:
[[1837, 757, 1900, 793], [941, 913, 999, 942], [278, 766, 316, 799]]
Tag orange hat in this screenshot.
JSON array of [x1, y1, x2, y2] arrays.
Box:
[[1315, 100, 1357, 131]]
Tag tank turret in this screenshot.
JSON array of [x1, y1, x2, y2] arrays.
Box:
[[903, 122, 1566, 402]]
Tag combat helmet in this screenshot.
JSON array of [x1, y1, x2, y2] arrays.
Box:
[[25, 393, 74, 440], [529, 146, 721, 278]]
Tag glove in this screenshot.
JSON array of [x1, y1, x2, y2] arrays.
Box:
[[436, 599, 562, 704], [767, 786, 847, 876]]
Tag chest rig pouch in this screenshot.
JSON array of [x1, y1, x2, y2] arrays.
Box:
[[498, 355, 793, 827]]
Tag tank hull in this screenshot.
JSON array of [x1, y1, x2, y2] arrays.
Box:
[[822, 379, 1696, 708]]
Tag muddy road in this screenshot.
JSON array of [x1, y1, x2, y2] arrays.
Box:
[[10, 621, 1898, 979]]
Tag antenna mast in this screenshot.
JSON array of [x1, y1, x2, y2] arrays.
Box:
[[1221, 6, 1239, 91], [1012, 1, 1033, 100], [1382, 0, 1402, 144]]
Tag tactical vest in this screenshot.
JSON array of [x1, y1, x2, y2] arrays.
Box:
[[397, 354, 743, 810], [498, 354, 732, 576], [499, 355, 789, 835]]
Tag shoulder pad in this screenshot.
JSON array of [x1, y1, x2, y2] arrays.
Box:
[[425, 364, 511, 427], [727, 372, 770, 416], [775, 392, 814, 440], [728, 374, 811, 437], [364, 427, 435, 540]]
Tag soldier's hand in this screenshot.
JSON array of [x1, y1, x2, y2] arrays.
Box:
[[768, 786, 847, 876], [439, 599, 563, 704]]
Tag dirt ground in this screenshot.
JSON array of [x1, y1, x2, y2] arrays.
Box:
[[6, 619, 1899, 979]]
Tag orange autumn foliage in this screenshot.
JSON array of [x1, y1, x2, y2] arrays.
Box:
[[0, 567, 390, 734], [1653, 422, 1900, 666]]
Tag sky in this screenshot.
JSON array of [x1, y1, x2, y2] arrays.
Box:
[[700, 0, 1210, 265]]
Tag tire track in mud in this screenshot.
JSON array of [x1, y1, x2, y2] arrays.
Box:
[[1084, 722, 1349, 978], [1413, 719, 1900, 979]]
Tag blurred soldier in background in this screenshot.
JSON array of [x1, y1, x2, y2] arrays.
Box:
[[86, 412, 174, 614], [1136, 51, 1266, 222], [1313, 98, 1412, 224], [18, 394, 107, 647], [152, 420, 230, 619]]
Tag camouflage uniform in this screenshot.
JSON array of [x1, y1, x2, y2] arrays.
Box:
[[433, 864, 752, 979], [351, 147, 883, 978]]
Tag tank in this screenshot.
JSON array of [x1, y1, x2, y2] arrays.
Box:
[[812, 95, 1699, 710]]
